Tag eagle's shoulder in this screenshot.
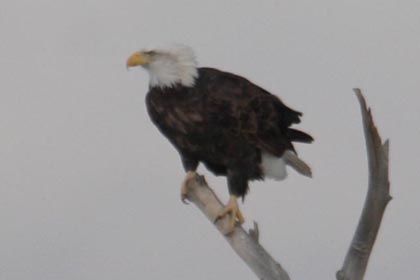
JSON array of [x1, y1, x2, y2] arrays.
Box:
[[195, 67, 302, 124], [193, 67, 309, 155]]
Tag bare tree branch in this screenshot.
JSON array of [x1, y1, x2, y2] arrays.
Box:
[[336, 89, 392, 280], [185, 175, 290, 280]]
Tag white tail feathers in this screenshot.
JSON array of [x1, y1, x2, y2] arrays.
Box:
[[261, 150, 312, 180], [282, 150, 312, 178]]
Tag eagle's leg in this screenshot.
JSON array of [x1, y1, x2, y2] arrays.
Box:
[[215, 195, 244, 234], [215, 168, 248, 234], [181, 170, 197, 204]]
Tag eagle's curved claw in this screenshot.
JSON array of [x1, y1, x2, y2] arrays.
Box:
[[180, 171, 197, 204], [214, 195, 245, 234]]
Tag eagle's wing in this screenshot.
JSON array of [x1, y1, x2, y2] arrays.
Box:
[[203, 69, 312, 156]]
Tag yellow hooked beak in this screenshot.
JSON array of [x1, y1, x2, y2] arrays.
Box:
[[126, 51, 151, 68]]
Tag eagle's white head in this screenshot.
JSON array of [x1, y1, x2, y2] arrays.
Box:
[[126, 44, 198, 89]]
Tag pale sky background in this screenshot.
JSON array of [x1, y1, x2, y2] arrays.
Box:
[[1, 0, 419, 279]]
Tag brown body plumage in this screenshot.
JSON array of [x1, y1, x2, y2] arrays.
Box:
[[146, 67, 313, 198]]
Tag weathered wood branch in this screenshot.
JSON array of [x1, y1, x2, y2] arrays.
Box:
[[336, 89, 391, 280], [185, 175, 290, 280]]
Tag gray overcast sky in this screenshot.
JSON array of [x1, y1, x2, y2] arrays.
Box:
[[1, 0, 419, 279]]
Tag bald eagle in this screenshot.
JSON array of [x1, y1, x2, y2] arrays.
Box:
[[127, 45, 313, 233]]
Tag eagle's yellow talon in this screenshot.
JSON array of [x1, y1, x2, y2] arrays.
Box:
[[215, 195, 244, 234]]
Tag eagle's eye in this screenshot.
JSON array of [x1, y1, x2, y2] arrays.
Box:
[[144, 50, 157, 56]]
